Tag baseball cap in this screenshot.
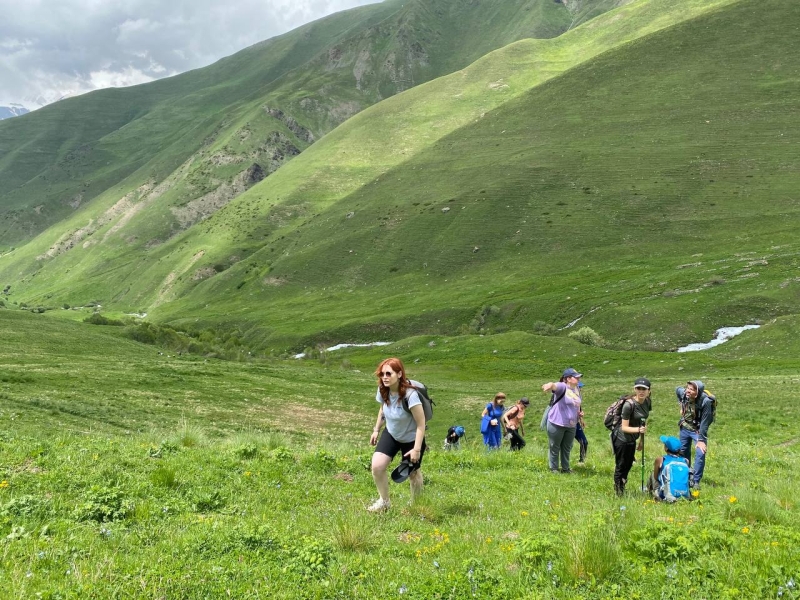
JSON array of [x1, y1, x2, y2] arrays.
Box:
[[634, 377, 651, 389], [660, 435, 681, 453], [562, 367, 582, 378]]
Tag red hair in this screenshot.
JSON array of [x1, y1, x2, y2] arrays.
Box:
[[375, 357, 412, 404]]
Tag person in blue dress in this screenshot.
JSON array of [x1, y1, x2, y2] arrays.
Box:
[[481, 392, 506, 448]]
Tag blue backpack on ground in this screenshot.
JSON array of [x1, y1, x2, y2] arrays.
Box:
[[658, 455, 691, 502]]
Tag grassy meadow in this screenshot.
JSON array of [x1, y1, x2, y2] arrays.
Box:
[[1, 309, 798, 598]]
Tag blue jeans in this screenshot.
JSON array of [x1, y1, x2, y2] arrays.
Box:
[[679, 428, 706, 485]]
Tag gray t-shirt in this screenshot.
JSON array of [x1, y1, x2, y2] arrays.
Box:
[[376, 387, 422, 443]]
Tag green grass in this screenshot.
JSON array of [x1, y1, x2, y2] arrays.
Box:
[[0, 310, 798, 598]]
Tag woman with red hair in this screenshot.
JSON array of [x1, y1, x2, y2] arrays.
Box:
[[368, 357, 427, 512]]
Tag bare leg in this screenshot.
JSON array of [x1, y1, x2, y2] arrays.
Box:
[[409, 469, 424, 501], [371, 452, 392, 502]]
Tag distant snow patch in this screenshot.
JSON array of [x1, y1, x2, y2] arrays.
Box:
[[294, 341, 392, 359], [676, 325, 760, 353]]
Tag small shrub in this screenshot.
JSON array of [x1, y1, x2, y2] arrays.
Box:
[[1, 495, 42, 517], [74, 486, 133, 522], [517, 532, 557, 568], [269, 446, 294, 462], [233, 444, 259, 459], [568, 326, 605, 347], [84, 313, 123, 326], [284, 535, 332, 578], [533, 321, 558, 336], [302, 449, 337, 473]]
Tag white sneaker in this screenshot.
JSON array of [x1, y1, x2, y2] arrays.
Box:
[[367, 498, 391, 513]]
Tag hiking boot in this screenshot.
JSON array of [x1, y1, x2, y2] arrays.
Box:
[[615, 482, 625, 497], [561, 469, 574, 474], [367, 498, 391, 513], [692, 481, 701, 491]]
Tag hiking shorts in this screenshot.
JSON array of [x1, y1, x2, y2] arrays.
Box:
[[375, 430, 427, 466]]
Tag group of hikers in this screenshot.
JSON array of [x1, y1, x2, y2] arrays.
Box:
[[367, 357, 715, 512]]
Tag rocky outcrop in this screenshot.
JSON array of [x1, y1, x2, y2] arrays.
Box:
[[263, 107, 315, 144]]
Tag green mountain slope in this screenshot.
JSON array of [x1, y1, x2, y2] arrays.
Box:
[[0, 0, 597, 249], [5, 0, 798, 355], [0, 0, 734, 325], [165, 0, 800, 350]]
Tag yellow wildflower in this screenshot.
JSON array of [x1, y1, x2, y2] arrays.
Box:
[[741, 527, 750, 534], [691, 490, 700, 498], [520, 511, 529, 517], [0, 480, 8, 489], [244, 471, 252, 477], [486, 537, 493, 544]]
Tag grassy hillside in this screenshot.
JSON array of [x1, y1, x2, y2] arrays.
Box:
[[0, 0, 598, 249], [0, 0, 755, 353], [1, 309, 798, 598]]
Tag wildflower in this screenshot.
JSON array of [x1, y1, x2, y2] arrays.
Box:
[[485, 537, 492, 544], [433, 561, 440, 568], [244, 471, 252, 477], [741, 527, 750, 534], [0, 480, 8, 488], [771, 541, 780, 547], [788, 578, 795, 589], [520, 511, 529, 517], [399, 585, 408, 594], [620, 505, 626, 512], [547, 561, 553, 572], [729, 496, 737, 503], [37, 552, 45, 559], [691, 490, 700, 498]]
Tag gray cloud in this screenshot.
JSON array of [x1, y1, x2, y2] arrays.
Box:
[[0, 0, 379, 107]]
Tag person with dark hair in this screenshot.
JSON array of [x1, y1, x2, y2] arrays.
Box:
[[444, 425, 465, 450], [611, 378, 652, 496], [481, 392, 506, 449], [541, 368, 583, 473], [501, 397, 530, 451], [368, 357, 426, 512], [676, 380, 715, 489]]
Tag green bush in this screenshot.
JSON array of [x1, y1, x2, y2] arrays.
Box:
[[84, 313, 124, 326], [568, 326, 605, 347], [74, 486, 133, 522]]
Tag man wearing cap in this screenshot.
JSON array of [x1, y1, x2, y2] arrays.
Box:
[[501, 397, 530, 451], [611, 378, 652, 496], [675, 381, 714, 489]]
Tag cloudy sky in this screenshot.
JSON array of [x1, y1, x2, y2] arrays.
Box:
[[0, 0, 379, 107]]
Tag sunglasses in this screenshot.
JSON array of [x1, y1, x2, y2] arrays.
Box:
[[380, 371, 396, 377]]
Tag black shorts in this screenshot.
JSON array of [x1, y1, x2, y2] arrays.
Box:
[[375, 430, 427, 466]]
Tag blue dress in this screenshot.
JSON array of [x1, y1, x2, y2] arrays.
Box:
[[483, 403, 504, 448]]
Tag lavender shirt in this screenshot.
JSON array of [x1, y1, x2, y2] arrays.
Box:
[[547, 382, 581, 428]]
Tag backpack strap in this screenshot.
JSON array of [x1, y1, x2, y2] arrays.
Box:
[[549, 385, 568, 407]]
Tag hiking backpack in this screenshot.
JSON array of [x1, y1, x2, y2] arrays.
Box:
[[704, 390, 717, 424], [603, 396, 635, 431], [659, 455, 691, 502], [403, 379, 435, 422]]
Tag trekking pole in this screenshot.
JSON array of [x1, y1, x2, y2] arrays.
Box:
[[640, 419, 647, 493]]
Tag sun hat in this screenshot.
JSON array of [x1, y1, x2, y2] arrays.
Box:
[[634, 377, 651, 389], [562, 367, 582, 378], [391, 458, 420, 483], [660, 435, 681, 454]]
